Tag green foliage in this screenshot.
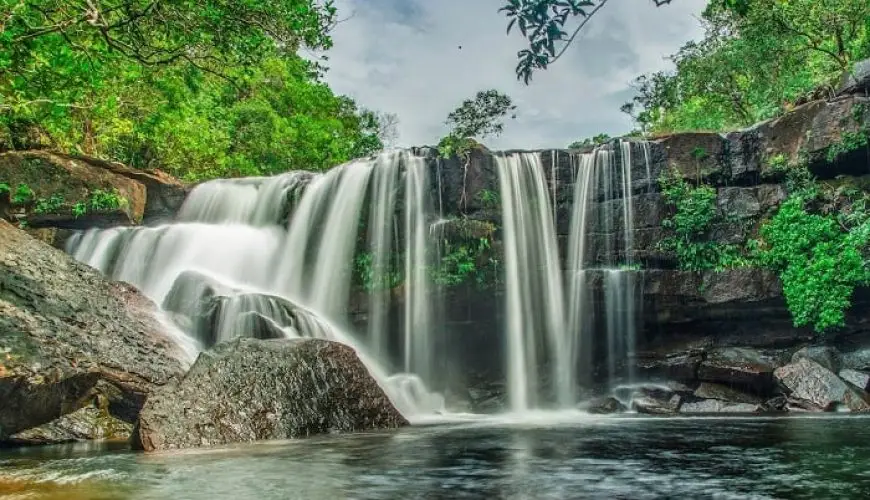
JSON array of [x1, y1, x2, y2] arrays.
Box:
[[431, 236, 500, 289], [33, 194, 65, 214], [87, 189, 127, 211], [0, 182, 9, 195], [658, 169, 747, 271], [568, 133, 611, 149], [354, 252, 402, 292], [500, 0, 674, 83], [624, 0, 870, 133], [11, 183, 33, 205], [438, 90, 515, 159], [1, 0, 387, 182], [754, 192, 870, 332], [477, 189, 500, 208], [826, 129, 870, 162], [72, 202, 87, 218]]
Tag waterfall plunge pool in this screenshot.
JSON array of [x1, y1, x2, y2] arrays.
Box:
[[3, 414, 870, 499]]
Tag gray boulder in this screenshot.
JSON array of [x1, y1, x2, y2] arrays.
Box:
[[698, 347, 778, 392], [774, 358, 870, 412], [8, 403, 132, 446], [693, 382, 762, 404], [631, 387, 682, 414], [134, 337, 409, 451], [838, 58, 870, 96], [839, 369, 870, 391], [792, 346, 842, 374], [680, 399, 761, 414], [583, 397, 627, 415], [842, 348, 870, 371], [0, 220, 186, 441]]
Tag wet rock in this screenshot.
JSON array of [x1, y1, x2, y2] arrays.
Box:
[[839, 369, 870, 391], [774, 358, 870, 412], [693, 383, 762, 404], [8, 403, 132, 446], [134, 337, 408, 451], [583, 397, 627, 415], [0, 220, 186, 441], [636, 353, 701, 382], [632, 388, 682, 415], [680, 399, 761, 414], [842, 348, 870, 371], [698, 347, 777, 393], [761, 396, 789, 412], [792, 346, 842, 374]]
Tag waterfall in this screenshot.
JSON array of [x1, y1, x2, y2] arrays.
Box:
[[67, 143, 651, 418], [495, 152, 567, 412], [67, 151, 444, 419]]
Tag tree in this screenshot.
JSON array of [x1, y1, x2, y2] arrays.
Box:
[[622, 0, 870, 134], [500, 0, 673, 83], [376, 112, 400, 148], [568, 133, 610, 149], [437, 90, 516, 157], [0, 0, 385, 181]]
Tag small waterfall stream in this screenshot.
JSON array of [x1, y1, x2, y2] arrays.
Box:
[[67, 142, 650, 418]]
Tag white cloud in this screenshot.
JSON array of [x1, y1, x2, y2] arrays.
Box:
[[321, 0, 707, 149]]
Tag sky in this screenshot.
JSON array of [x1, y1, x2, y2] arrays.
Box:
[[319, 0, 708, 150]]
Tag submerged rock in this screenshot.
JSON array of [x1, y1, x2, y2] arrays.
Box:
[[135, 337, 408, 451], [0, 220, 186, 441], [698, 347, 777, 393], [680, 399, 761, 414], [774, 358, 870, 412], [583, 397, 627, 415]]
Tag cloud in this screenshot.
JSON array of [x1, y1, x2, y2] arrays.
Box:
[[321, 0, 707, 149]]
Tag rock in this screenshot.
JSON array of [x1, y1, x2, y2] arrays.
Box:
[[774, 358, 870, 412], [792, 346, 842, 374], [583, 397, 627, 414], [761, 396, 789, 412], [842, 348, 870, 371], [0, 220, 187, 441], [134, 338, 408, 451], [693, 382, 762, 404], [698, 347, 777, 393], [636, 353, 702, 382], [839, 369, 870, 391], [632, 388, 682, 415], [680, 399, 761, 413], [838, 58, 870, 96], [0, 151, 187, 231], [7, 403, 132, 446], [163, 270, 299, 347]]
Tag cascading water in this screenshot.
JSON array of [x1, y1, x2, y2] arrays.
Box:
[[497, 141, 650, 411], [67, 150, 444, 419]]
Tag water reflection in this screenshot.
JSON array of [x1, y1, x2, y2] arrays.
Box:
[[3, 416, 870, 499]]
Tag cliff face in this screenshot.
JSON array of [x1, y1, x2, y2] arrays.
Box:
[[346, 89, 870, 398]]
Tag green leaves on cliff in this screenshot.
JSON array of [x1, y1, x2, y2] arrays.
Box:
[[623, 0, 870, 133], [658, 169, 746, 271], [0, 0, 385, 181], [754, 192, 870, 333]]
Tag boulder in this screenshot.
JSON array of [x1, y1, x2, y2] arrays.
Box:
[[134, 337, 409, 451], [839, 369, 870, 391], [583, 397, 627, 415], [698, 347, 778, 393], [792, 346, 842, 374], [0, 151, 187, 233], [631, 387, 682, 415], [635, 353, 702, 382], [842, 348, 870, 371], [693, 382, 762, 404], [7, 403, 132, 446], [680, 399, 761, 414], [774, 358, 870, 412], [0, 220, 187, 441], [838, 58, 870, 96]]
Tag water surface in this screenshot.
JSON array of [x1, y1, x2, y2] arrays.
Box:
[[3, 415, 870, 499]]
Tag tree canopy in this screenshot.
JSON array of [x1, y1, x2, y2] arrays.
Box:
[[0, 0, 385, 181], [437, 90, 516, 157]]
